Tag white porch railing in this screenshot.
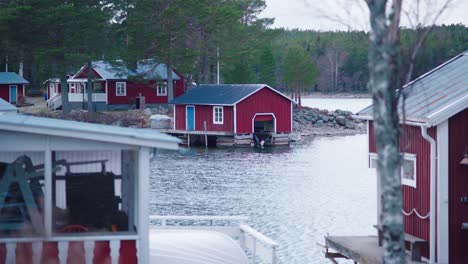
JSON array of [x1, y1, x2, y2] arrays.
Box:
[[0, 234, 139, 264], [46, 94, 62, 110], [149, 215, 279, 264], [69, 93, 106, 102]]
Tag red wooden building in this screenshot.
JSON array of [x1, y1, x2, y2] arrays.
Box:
[[358, 51, 468, 263], [169, 84, 293, 146], [46, 60, 185, 111], [0, 72, 28, 105]]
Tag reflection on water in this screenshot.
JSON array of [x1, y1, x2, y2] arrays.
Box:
[[150, 135, 377, 264]]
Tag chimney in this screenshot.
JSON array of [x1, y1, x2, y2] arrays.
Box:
[[19, 61, 24, 76]]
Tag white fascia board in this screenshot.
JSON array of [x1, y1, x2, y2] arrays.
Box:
[[0, 124, 179, 150], [233, 85, 294, 105], [427, 94, 468, 127]]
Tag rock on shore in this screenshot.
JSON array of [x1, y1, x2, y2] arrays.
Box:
[[291, 106, 366, 141]]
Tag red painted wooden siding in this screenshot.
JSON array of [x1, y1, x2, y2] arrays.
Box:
[[75, 65, 185, 105], [0, 240, 137, 264], [236, 88, 292, 134], [369, 120, 435, 258], [448, 108, 468, 263], [0, 84, 10, 103], [0, 84, 24, 103], [174, 105, 234, 132], [107, 80, 183, 105]]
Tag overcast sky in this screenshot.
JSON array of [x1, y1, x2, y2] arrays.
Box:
[[260, 0, 468, 31]]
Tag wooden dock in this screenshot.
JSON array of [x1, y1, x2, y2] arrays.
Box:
[[324, 236, 425, 264]]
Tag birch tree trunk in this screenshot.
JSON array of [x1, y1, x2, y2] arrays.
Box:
[[366, 0, 405, 263], [87, 61, 93, 113], [61, 76, 70, 113], [167, 63, 174, 102]]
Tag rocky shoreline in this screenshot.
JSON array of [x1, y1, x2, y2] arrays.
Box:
[[291, 106, 366, 142]]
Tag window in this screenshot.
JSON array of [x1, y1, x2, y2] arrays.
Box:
[[401, 154, 417, 187], [156, 82, 167, 96], [52, 150, 136, 234], [116, 82, 126, 96], [69, 83, 75, 93], [0, 152, 45, 237], [93, 82, 104, 93], [368, 152, 417, 188], [213, 106, 223, 124]]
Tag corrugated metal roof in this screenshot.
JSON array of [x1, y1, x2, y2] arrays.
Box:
[[0, 114, 180, 149], [0, 98, 17, 113], [170, 84, 291, 105], [136, 60, 180, 80], [0, 72, 29, 84], [72, 60, 180, 81], [358, 51, 468, 126]]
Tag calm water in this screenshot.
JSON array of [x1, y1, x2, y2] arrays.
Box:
[[149, 99, 377, 264]]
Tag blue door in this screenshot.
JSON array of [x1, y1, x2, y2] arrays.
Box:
[[186, 106, 195, 130], [9, 85, 17, 104]]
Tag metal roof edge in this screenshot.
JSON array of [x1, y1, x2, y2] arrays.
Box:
[[427, 94, 468, 127], [402, 50, 468, 89], [0, 117, 180, 150]]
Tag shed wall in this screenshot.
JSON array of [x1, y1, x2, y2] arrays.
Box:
[[369, 121, 435, 257], [448, 108, 468, 263], [174, 104, 234, 132], [0, 84, 24, 103], [235, 88, 292, 134], [107, 80, 183, 105]]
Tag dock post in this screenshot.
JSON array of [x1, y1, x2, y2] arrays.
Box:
[[204, 121, 208, 148]]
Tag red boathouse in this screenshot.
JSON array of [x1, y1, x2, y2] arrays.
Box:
[[168, 84, 293, 146], [356, 51, 468, 264], [46, 60, 185, 111], [0, 72, 28, 105]]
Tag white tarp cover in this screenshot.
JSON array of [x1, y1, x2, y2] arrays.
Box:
[[149, 229, 249, 264]]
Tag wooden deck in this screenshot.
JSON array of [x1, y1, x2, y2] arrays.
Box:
[[152, 128, 236, 136], [324, 236, 425, 264]]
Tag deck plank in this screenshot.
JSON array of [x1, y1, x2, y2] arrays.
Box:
[[325, 236, 425, 264]]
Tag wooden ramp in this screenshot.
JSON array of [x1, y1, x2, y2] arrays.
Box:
[[324, 236, 425, 264]]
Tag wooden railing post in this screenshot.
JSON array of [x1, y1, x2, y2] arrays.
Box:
[[58, 241, 68, 264], [109, 240, 121, 264], [251, 236, 257, 264], [32, 242, 43, 264], [5, 242, 16, 264], [84, 241, 95, 264]]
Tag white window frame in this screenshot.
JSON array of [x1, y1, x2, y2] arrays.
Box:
[[213, 106, 223, 125], [116, 82, 126, 96], [156, 82, 167, 96], [368, 152, 417, 188]]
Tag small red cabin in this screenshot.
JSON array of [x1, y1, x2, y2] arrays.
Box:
[[170, 84, 293, 146], [358, 51, 468, 263], [0, 72, 28, 105], [46, 60, 185, 111]]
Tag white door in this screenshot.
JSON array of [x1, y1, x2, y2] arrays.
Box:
[[50, 84, 55, 97]]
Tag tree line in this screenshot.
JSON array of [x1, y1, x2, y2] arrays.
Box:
[[0, 0, 467, 100]]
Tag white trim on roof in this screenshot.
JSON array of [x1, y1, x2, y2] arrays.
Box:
[[0, 122, 178, 150], [402, 51, 468, 89], [233, 85, 294, 106], [426, 94, 468, 127]]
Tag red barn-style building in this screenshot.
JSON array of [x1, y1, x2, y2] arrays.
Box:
[[46, 60, 185, 111], [356, 51, 468, 264], [169, 84, 293, 146], [0, 72, 28, 105]]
